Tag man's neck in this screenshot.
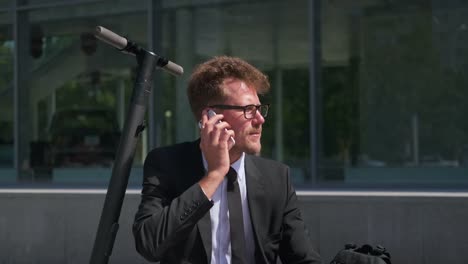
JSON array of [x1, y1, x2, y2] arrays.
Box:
[[229, 150, 243, 164]]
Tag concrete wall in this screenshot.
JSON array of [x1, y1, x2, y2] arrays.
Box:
[[1, 189, 467, 264]]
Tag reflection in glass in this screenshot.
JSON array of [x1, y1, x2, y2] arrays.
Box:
[[0, 0, 12, 8], [19, 5, 148, 184], [320, 0, 468, 184], [0, 25, 13, 169], [159, 0, 311, 184]]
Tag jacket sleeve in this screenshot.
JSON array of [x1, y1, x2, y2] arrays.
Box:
[[132, 150, 213, 262], [279, 167, 322, 264]]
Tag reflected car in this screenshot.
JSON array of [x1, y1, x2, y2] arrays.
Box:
[[49, 108, 121, 167]]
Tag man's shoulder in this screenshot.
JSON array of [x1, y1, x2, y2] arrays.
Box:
[[146, 140, 199, 161], [246, 154, 288, 170], [245, 155, 291, 189]]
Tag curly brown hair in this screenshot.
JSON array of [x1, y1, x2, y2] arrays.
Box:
[[187, 56, 270, 119]]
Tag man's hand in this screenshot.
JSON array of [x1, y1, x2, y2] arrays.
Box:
[[198, 109, 235, 199]]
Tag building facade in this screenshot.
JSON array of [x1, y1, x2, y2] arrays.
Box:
[[1, 0, 468, 263]]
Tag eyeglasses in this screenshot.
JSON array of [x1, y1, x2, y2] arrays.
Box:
[[209, 104, 270, 119]]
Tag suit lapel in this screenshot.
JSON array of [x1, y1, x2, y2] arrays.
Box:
[[245, 155, 266, 222], [245, 156, 267, 262]]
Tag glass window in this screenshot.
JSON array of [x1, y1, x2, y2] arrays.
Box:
[[156, 0, 311, 184], [14, 1, 147, 185], [18, 0, 138, 6], [0, 11, 14, 182], [319, 0, 468, 186], [0, 0, 12, 9]]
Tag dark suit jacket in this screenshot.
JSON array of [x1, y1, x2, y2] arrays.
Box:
[[133, 140, 322, 264]]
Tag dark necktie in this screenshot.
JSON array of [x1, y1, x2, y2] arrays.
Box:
[[226, 167, 247, 264]]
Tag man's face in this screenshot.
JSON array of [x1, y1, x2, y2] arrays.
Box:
[[216, 78, 265, 156]]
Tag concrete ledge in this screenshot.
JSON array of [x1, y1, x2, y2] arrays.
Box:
[[0, 190, 467, 263]]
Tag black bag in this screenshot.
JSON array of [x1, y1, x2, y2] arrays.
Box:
[[330, 244, 391, 264]]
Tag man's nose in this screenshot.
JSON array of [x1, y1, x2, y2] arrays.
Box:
[[252, 110, 265, 125]]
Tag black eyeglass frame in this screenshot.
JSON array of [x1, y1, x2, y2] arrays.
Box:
[[208, 104, 270, 119]]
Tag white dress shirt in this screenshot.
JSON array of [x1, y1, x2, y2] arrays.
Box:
[[202, 152, 255, 264]]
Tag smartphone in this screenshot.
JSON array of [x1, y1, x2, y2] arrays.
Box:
[[207, 109, 217, 120], [199, 109, 235, 145]]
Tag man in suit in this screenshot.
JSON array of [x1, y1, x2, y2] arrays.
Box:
[[133, 56, 322, 264]]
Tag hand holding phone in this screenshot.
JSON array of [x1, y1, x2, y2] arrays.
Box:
[[198, 109, 235, 199], [199, 109, 235, 145]]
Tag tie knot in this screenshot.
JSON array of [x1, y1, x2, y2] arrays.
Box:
[[227, 167, 237, 191]]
